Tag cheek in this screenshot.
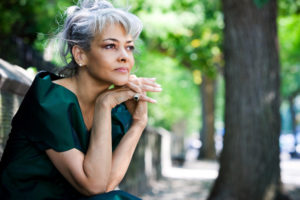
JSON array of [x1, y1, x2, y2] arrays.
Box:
[[130, 56, 135, 69]]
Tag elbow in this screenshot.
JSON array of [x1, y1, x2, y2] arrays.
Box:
[[82, 182, 108, 196], [105, 182, 116, 193], [85, 182, 116, 196], [77, 171, 116, 196]]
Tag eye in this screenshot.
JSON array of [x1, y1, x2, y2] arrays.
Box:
[[104, 44, 116, 49], [126, 45, 135, 51]]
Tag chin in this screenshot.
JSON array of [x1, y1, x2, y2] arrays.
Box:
[[112, 78, 129, 86]]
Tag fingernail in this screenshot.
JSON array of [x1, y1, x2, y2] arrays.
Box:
[[155, 88, 162, 92], [151, 99, 157, 103], [155, 83, 161, 87]]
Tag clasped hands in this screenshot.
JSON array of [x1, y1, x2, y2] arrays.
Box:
[[126, 74, 162, 103], [96, 74, 162, 128], [123, 75, 162, 127]]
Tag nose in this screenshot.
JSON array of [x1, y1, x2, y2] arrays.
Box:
[[118, 47, 129, 63]]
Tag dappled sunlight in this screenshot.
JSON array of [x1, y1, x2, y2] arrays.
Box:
[[162, 164, 218, 180], [141, 128, 300, 199], [1, 0, 300, 199]]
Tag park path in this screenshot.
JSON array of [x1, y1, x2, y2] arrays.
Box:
[[141, 178, 211, 200], [140, 159, 300, 200]]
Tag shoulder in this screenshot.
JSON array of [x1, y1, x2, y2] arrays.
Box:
[[52, 77, 75, 94], [11, 72, 87, 152], [30, 71, 77, 105], [12, 71, 80, 128]]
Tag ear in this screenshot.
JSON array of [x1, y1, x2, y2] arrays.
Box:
[[72, 45, 88, 66]]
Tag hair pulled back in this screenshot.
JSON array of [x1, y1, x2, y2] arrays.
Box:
[[56, 0, 143, 76]]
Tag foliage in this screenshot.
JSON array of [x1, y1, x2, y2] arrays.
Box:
[[0, 0, 205, 134], [134, 45, 201, 133], [3, 0, 299, 135], [0, 0, 72, 45], [2, 0, 299, 135], [128, 0, 224, 134], [0, 0, 74, 66], [278, 0, 300, 134], [279, 0, 300, 16], [130, 0, 224, 79], [278, 15, 300, 99]]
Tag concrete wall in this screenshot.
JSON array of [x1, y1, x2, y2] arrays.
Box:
[[0, 59, 33, 155], [120, 126, 164, 195]]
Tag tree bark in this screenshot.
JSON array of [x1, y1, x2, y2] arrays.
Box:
[[198, 75, 216, 159], [208, 0, 288, 199]]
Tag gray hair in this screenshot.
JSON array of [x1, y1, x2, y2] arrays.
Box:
[[56, 0, 143, 76]]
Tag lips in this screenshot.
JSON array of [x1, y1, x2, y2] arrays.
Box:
[[115, 67, 129, 73]]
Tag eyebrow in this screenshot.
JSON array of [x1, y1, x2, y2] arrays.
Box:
[[103, 38, 133, 43]]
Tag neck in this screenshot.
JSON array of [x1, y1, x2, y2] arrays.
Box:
[[72, 69, 110, 107]]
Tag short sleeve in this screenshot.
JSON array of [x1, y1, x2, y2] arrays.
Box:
[[11, 73, 89, 153]]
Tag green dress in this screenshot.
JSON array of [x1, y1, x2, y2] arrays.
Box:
[[0, 72, 141, 200]]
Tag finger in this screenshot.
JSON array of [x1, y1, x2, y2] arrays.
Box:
[[140, 78, 161, 87], [128, 76, 162, 93], [136, 76, 156, 82], [138, 94, 157, 104], [129, 74, 137, 81], [130, 76, 159, 86], [130, 74, 137, 78], [112, 88, 136, 105], [141, 84, 162, 92], [130, 78, 161, 90], [126, 82, 142, 93]]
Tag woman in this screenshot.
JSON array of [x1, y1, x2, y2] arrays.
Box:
[[0, 0, 161, 199]]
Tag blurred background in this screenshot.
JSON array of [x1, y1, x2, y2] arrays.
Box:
[[0, 0, 299, 200]]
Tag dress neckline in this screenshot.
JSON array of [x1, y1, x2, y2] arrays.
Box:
[[38, 72, 92, 133]]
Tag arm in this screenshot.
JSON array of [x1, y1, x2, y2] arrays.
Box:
[[46, 88, 152, 196], [106, 100, 148, 191], [105, 75, 161, 191]]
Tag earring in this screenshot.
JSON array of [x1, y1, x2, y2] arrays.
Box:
[[79, 63, 82, 67]]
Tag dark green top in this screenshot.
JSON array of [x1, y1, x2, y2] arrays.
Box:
[[0, 72, 137, 200]]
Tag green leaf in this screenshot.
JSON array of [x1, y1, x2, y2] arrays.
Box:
[[253, 0, 271, 8]]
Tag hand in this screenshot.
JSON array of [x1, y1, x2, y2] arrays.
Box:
[[126, 91, 148, 128], [111, 74, 161, 105], [124, 75, 162, 128], [124, 74, 161, 112], [98, 74, 162, 128], [95, 87, 155, 110], [125, 74, 162, 94], [95, 87, 152, 128]]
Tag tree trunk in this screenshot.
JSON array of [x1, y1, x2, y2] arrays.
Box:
[[198, 75, 216, 159], [208, 0, 288, 199]]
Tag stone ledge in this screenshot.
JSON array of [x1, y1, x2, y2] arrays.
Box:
[[0, 58, 34, 96]]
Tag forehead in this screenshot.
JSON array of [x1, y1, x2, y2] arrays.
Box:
[[94, 23, 133, 42]]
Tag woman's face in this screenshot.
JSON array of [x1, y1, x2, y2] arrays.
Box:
[[84, 23, 135, 86]]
